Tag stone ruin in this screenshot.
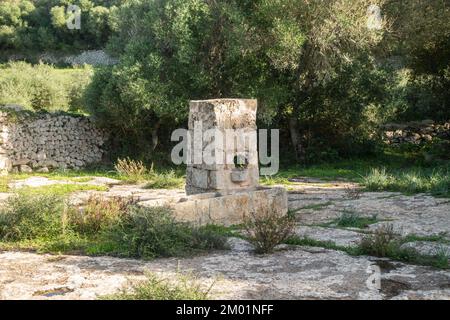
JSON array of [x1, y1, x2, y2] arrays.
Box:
[[186, 99, 260, 195], [140, 99, 288, 226], [382, 120, 450, 146]]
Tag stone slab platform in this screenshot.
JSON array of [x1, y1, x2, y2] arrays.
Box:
[[139, 187, 288, 226]]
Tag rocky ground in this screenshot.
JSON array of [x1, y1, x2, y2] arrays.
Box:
[[0, 176, 449, 300]]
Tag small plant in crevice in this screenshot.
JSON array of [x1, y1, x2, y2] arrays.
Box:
[[243, 208, 296, 254], [101, 271, 212, 300], [359, 224, 398, 257], [334, 211, 379, 229]]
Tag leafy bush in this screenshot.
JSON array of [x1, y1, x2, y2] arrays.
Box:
[[102, 206, 228, 259], [103, 272, 211, 300], [68, 196, 135, 234], [243, 208, 296, 254], [359, 224, 399, 257], [363, 167, 450, 197], [0, 193, 65, 241], [0, 62, 92, 112]]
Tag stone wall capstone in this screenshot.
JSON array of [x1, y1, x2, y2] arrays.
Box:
[[0, 108, 108, 174], [382, 120, 450, 146]]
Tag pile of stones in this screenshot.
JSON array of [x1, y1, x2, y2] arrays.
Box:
[[0, 109, 107, 174], [382, 120, 450, 146]]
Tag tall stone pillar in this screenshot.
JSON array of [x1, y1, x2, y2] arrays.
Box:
[[186, 99, 259, 195]]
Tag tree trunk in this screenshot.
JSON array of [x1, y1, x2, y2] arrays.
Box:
[[151, 120, 161, 151], [288, 117, 303, 162]]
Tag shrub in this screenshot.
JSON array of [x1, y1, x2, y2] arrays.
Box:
[[0, 193, 65, 241], [99, 206, 227, 259], [0, 62, 92, 112], [102, 272, 211, 300], [243, 208, 296, 254], [68, 196, 136, 234], [114, 157, 147, 182], [359, 224, 398, 257]]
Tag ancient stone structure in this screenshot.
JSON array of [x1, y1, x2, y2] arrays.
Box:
[[186, 99, 259, 195], [142, 98, 288, 226], [382, 120, 450, 146], [0, 108, 107, 174]]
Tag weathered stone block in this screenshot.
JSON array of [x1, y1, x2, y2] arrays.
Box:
[[186, 99, 259, 195]]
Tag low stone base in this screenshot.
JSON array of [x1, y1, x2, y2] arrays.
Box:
[[139, 187, 288, 226]]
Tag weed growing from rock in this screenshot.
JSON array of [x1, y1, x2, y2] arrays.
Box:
[[102, 272, 212, 300], [243, 208, 296, 254]]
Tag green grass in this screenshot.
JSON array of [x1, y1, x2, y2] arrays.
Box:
[[285, 231, 449, 270], [143, 170, 185, 189], [297, 201, 334, 211], [0, 193, 228, 259], [0, 62, 92, 112], [9, 168, 123, 182], [363, 167, 450, 197], [0, 176, 8, 192], [403, 233, 450, 244], [101, 272, 211, 300], [268, 151, 449, 197], [17, 184, 108, 196], [329, 211, 379, 229]]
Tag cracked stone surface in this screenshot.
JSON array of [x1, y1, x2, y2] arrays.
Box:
[[0, 240, 449, 300], [288, 184, 450, 242], [1, 177, 449, 300], [295, 226, 364, 247]]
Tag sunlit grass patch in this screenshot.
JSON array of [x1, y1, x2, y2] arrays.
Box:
[[363, 167, 450, 197], [101, 272, 212, 300], [17, 184, 108, 196]]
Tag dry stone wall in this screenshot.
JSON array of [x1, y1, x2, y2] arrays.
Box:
[[382, 120, 450, 146], [0, 109, 107, 174]]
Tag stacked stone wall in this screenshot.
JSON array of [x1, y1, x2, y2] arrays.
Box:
[[382, 120, 450, 146], [0, 109, 107, 173]]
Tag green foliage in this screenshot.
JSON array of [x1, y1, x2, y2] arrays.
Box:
[[0, 176, 8, 192], [0, 193, 65, 241], [68, 196, 134, 234], [0, 62, 93, 112], [114, 157, 147, 182], [363, 167, 450, 197], [18, 184, 108, 196], [143, 170, 184, 189], [0, 192, 228, 259], [333, 211, 379, 229], [100, 206, 228, 259], [243, 208, 296, 254], [0, 0, 120, 52], [102, 272, 211, 300], [359, 224, 449, 269]]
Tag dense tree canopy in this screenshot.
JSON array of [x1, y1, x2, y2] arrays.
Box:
[[1, 0, 448, 162]]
